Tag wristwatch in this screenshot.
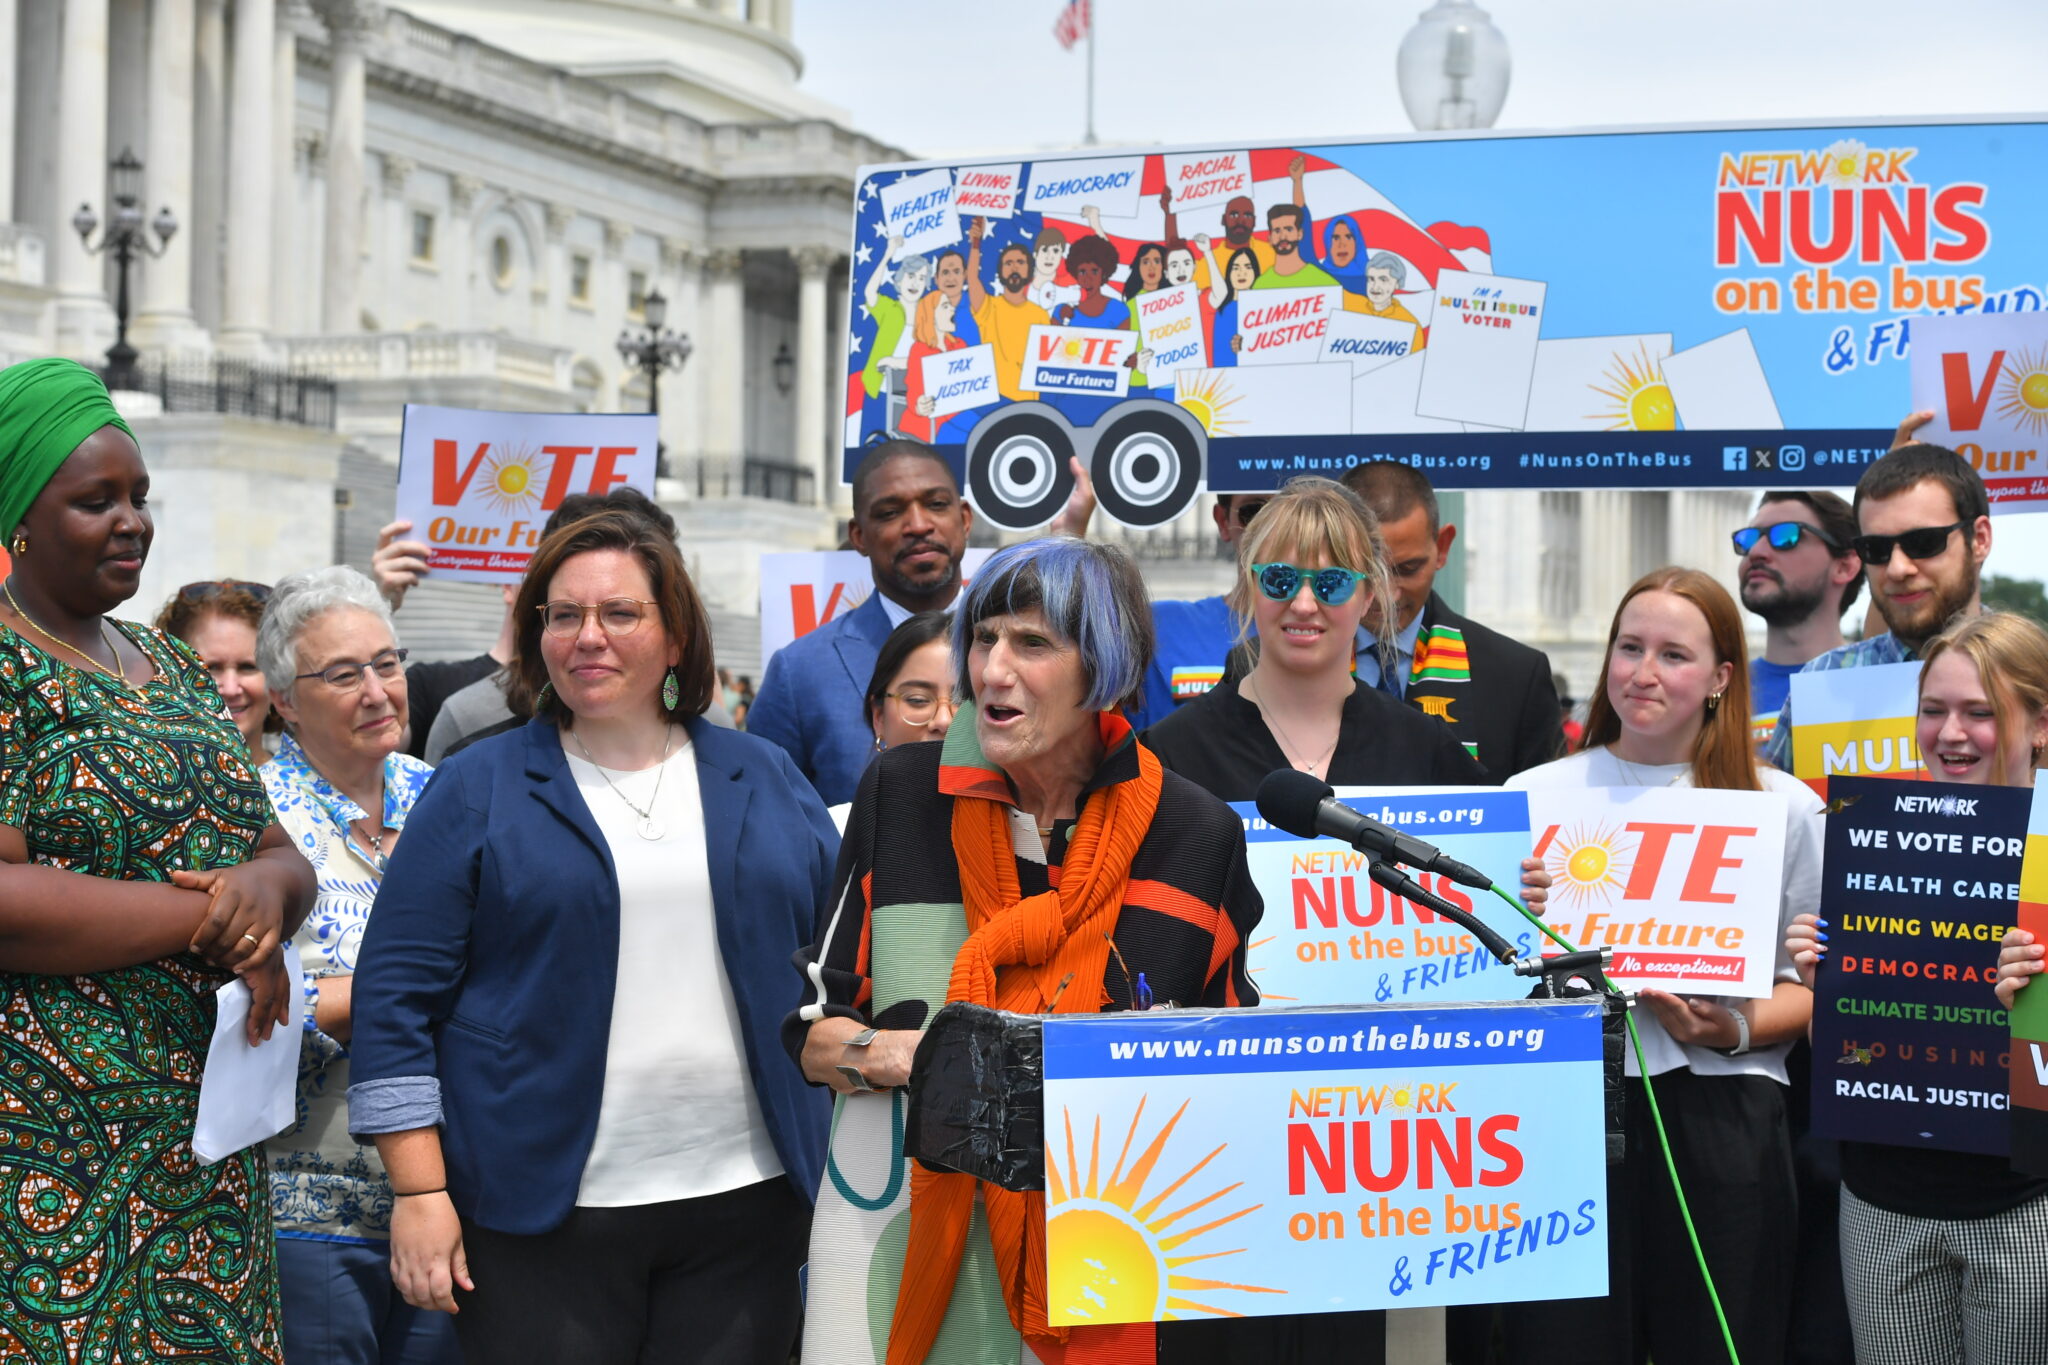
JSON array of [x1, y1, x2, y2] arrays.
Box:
[[835, 1027, 882, 1092], [1715, 1007, 1752, 1056]]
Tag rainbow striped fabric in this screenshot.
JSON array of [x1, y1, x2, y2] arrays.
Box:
[[1409, 623, 1471, 684]]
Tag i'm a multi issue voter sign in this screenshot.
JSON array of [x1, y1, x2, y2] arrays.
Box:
[[395, 405, 659, 586], [1038, 1001, 1608, 1325]]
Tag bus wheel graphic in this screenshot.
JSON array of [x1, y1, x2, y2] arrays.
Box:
[[1090, 405, 1204, 528], [966, 410, 1077, 531]]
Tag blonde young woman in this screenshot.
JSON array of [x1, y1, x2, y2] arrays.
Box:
[[1797, 612, 2048, 1365], [1503, 567, 1823, 1365]]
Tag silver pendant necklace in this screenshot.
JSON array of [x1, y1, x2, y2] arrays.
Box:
[[570, 726, 676, 841]]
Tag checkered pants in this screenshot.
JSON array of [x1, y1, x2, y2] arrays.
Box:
[[1839, 1186, 2048, 1364]]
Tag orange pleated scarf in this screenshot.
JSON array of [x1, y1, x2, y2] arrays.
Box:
[[884, 736, 1165, 1365]]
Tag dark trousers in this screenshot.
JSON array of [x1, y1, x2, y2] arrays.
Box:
[[1783, 1041, 1855, 1365], [276, 1235, 462, 1365], [451, 1177, 809, 1365], [1158, 1310, 1388, 1364], [1499, 1071, 1797, 1365]]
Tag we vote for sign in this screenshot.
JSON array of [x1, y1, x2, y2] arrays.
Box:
[[1813, 777, 2024, 1156], [1040, 1001, 1608, 1323], [395, 405, 658, 585]]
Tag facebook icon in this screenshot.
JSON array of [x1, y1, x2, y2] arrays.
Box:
[[1723, 445, 1749, 472]]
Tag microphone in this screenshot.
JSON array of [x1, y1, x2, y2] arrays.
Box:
[[1255, 769, 1494, 891], [1363, 859, 1518, 966]]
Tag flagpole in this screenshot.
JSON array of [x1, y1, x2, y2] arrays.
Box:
[[1084, 5, 1097, 145]]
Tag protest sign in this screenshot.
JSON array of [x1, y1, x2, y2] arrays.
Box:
[[1131, 283, 1207, 379], [757, 548, 994, 661], [1233, 788, 1538, 1007], [1039, 1000, 1608, 1323], [1417, 271, 1546, 430], [919, 343, 998, 419], [2010, 788, 2048, 1172], [1174, 364, 1352, 437], [1322, 311, 1418, 378], [1661, 328, 1784, 430], [1811, 776, 2022, 1156], [878, 167, 959, 257], [953, 163, 1022, 219], [1236, 287, 1340, 367], [395, 405, 657, 586], [1910, 312, 2048, 513], [1522, 786, 1789, 998], [1022, 155, 1145, 219], [1788, 661, 1926, 797], [1521, 336, 1673, 433], [1020, 324, 1134, 399], [1163, 150, 1253, 215]]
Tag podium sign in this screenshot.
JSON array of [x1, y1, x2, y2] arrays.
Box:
[[1039, 1001, 1608, 1324]]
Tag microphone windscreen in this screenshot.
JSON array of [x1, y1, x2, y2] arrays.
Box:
[[1255, 768, 1336, 839]]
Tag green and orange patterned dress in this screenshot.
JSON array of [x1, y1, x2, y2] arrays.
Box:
[[0, 620, 282, 1364]]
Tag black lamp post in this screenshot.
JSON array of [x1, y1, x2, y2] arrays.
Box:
[[617, 287, 692, 476], [72, 146, 178, 392]]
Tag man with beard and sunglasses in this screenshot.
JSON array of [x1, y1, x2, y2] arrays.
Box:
[[1734, 490, 1863, 750], [1762, 442, 1993, 772]]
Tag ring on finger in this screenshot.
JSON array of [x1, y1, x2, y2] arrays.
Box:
[[240, 932, 260, 948]]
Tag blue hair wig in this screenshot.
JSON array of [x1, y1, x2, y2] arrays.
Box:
[[953, 536, 1153, 712]]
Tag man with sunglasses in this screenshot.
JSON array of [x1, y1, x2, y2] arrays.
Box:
[[1735, 491, 1863, 749], [1341, 460, 1564, 780], [1761, 442, 1993, 772], [1123, 492, 1269, 730]]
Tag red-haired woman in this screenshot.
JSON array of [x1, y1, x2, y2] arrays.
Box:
[[1502, 567, 1823, 1365]]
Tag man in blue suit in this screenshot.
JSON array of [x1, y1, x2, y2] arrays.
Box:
[[747, 441, 976, 805]]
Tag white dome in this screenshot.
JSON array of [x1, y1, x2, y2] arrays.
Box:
[[396, 0, 849, 125]]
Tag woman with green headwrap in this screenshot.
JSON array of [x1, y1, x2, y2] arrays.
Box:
[[0, 358, 315, 1362]]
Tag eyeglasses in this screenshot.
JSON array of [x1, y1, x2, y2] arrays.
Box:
[[295, 648, 407, 691], [538, 598, 658, 639], [883, 689, 955, 726], [1228, 499, 1268, 528], [1252, 562, 1370, 606], [1730, 522, 1839, 556], [1849, 522, 1968, 566], [179, 579, 272, 602]]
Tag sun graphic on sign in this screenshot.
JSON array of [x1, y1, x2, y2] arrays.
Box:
[[1818, 139, 1867, 188], [1994, 346, 2048, 436], [1588, 344, 1677, 432], [1045, 1099, 1283, 1326], [1543, 820, 1638, 910], [475, 445, 544, 514], [1175, 373, 1247, 438], [1245, 935, 1296, 1002]]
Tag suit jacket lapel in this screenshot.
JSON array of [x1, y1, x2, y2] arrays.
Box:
[[833, 592, 892, 699], [692, 719, 753, 971], [521, 720, 618, 922]]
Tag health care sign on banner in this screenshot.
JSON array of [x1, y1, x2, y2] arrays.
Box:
[[757, 548, 995, 661], [1788, 661, 1926, 798], [1235, 785, 1786, 1004], [1039, 1001, 1607, 1323], [395, 406, 658, 585], [842, 119, 2048, 530], [1810, 776, 2023, 1156]]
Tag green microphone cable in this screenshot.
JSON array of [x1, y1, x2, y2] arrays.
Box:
[[1488, 883, 1742, 1365]]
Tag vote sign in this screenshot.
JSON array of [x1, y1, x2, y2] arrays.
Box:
[[1020, 325, 1134, 399]]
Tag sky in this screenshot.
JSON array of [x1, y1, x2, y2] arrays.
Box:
[[789, 0, 2048, 584]]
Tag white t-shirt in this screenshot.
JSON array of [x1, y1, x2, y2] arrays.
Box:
[[566, 732, 784, 1206], [1505, 745, 1824, 1084]]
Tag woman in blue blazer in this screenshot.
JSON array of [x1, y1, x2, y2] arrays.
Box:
[[348, 509, 836, 1365]]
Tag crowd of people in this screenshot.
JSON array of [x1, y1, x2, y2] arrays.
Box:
[[0, 354, 2042, 1365]]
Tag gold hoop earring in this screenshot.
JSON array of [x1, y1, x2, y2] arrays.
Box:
[[1705, 690, 1724, 712], [8, 534, 24, 557]]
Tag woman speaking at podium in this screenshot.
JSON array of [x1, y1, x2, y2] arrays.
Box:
[[1506, 568, 1823, 1365], [788, 536, 1259, 1365]]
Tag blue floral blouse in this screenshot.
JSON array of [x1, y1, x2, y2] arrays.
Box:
[[261, 733, 434, 1243]]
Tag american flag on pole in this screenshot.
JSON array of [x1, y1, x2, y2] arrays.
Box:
[[1053, 0, 1090, 50]]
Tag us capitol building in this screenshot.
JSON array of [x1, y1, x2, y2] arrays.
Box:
[[0, 0, 1748, 686]]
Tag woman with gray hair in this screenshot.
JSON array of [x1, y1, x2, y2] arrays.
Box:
[[788, 536, 1261, 1365], [255, 566, 458, 1365]]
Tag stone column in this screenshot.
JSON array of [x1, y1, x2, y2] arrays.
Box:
[[269, 0, 305, 335], [827, 258, 851, 511], [542, 201, 572, 308], [316, 0, 375, 334], [54, 0, 113, 355], [704, 249, 746, 462], [446, 172, 482, 315], [794, 246, 831, 504], [135, 0, 197, 346], [662, 237, 705, 461], [0, 0, 15, 223], [218, 0, 275, 354], [191, 0, 226, 334], [378, 151, 413, 329]]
